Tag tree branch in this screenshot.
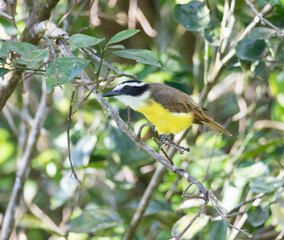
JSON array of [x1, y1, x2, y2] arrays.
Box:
[[55, 39, 253, 239], [175, 198, 209, 240], [0, 0, 60, 112], [81, 48, 137, 79], [244, 0, 284, 37], [123, 165, 167, 240], [0, 79, 50, 240], [199, 3, 274, 105]]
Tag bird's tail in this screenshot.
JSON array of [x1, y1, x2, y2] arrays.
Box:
[[202, 115, 232, 137]]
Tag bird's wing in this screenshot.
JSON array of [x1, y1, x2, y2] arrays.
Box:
[[148, 83, 232, 136], [149, 83, 206, 121]]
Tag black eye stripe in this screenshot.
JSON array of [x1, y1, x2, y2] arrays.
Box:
[[121, 85, 148, 96]]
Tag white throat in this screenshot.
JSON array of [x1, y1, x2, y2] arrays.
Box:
[[115, 90, 150, 110]]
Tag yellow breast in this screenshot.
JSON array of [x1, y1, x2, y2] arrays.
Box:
[[136, 100, 193, 135]]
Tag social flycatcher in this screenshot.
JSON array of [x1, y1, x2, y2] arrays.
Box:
[[103, 80, 232, 136]]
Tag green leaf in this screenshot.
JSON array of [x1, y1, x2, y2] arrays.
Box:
[[0, 128, 14, 164], [70, 34, 104, 51], [247, 27, 275, 40], [0, 58, 6, 64], [276, 39, 284, 64], [240, 138, 284, 160], [272, 102, 284, 122], [18, 215, 50, 231], [140, 199, 177, 226], [50, 174, 77, 210], [45, 57, 90, 91], [254, 61, 265, 77], [108, 29, 140, 45], [67, 208, 122, 233], [234, 162, 269, 182], [0, 17, 18, 36], [271, 203, 284, 229], [268, 71, 284, 121], [13, 49, 49, 68], [6, 42, 48, 67], [236, 38, 266, 62], [107, 124, 151, 166], [204, 19, 221, 46], [6, 42, 38, 56], [198, 221, 227, 240], [171, 214, 210, 239], [250, 176, 284, 193], [248, 206, 269, 227], [113, 49, 161, 67], [0, 68, 10, 77], [144, 199, 172, 216], [71, 134, 97, 167], [269, 71, 284, 96], [0, 41, 9, 57], [108, 44, 125, 49], [275, 191, 284, 208], [269, 0, 281, 5], [173, 1, 210, 32]]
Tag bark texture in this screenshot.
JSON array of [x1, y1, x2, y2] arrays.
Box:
[[0, 0, 59, 112]]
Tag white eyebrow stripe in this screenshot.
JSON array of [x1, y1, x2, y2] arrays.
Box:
[[114, 81, 146, 91]]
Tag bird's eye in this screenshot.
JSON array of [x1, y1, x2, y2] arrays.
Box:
[[124, 86, 130, 92]]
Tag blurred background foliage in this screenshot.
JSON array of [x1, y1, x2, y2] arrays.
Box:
[[0, 0, 284, 239]]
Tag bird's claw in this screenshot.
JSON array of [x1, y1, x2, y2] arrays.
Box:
[[159, 134, 190, 154]]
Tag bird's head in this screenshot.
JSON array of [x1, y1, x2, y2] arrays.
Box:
[[102, 80, 150, 109]]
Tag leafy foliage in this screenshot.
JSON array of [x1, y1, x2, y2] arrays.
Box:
[[45, 57, 90, 90], [173, 1, 210, 31], [70, 34, 105, 51], [112, 49, 161, 67]]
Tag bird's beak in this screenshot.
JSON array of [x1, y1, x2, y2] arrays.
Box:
[[102, 90, 121, 97]]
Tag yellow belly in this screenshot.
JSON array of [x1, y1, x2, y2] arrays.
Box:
[[136, 100, 193, 135]]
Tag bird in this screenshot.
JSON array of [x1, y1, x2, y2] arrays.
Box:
[[102, 80, 232, 137]]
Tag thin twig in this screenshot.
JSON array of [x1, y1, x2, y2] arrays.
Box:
[[127, 106, 131, 128], [209, 191, 252, 238], [136, 122, 155, 139], [123, 165, 167, 240], [67, 86, 81, 185], [124, 131, 188, 240], [153, 138, 173, 164], [27, 202, 65, 236], [81, 48, 137, 79], [232, 193, 265, 213], [244, 1, 284, 37], [182, 194, 207, 200], [71, 84, 97, 116], [100, 73, 124, 89], [182, 182, 194, 197], [2, 107, 18, 136], [71, 80, 96, 86], [175, 198, 209, 240], [43, 36, 61, 89], [174, 168, 208, 198], [0, 78, 49, 240], [57, 0, 77, 26], [199, 3, 275, 105], [203, 40, 209, 85]]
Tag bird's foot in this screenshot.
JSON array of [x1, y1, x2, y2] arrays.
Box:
[[160, 134, 190, 155], [160, 133, 173, 142]]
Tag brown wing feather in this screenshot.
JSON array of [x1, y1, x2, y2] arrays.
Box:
[[148, 83, 232, 136], [149, 83, 197, 113]]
